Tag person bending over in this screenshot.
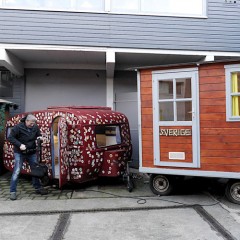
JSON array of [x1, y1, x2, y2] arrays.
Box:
[[8, 114, 48, 200]]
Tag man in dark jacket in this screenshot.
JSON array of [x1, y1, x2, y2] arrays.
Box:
[[8, 114, 48, 200]]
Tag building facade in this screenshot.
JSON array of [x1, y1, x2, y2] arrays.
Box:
[[0, 0, 240, 166]]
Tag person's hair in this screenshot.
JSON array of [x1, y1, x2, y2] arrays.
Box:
[[26, 114, 37, 122]]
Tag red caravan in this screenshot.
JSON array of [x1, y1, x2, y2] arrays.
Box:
[[3, 106, 132, 188]]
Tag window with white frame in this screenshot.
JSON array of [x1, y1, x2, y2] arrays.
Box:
[[225, 64, 240, 121], [157, 77, 192, 122], [0, 0, 207, 17]]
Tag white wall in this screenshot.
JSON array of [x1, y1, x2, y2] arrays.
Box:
[[114, 71, 139, 167], [25, 69, 106, 111], [114, 71, 137, 94]]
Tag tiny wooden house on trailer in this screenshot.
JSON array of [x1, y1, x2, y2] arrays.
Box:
[[138, 62, 240, 204], [3, 106, 132, 188]]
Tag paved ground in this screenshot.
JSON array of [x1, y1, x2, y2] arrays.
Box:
[[0, 170, 240, 240], [0, 170, 152, 201]]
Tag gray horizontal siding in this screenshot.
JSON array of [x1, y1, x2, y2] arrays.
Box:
[[0, 0, 240, 52], [1, 77, 25, 116]]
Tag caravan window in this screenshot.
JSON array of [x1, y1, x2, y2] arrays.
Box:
[[95, 125, 121, 147], [225, 64, 240, 121]]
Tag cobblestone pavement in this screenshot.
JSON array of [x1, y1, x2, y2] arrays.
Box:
[[0, 172, 73, 201], [0, 170, 149, 201]]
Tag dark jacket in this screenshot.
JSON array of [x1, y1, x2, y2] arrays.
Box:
[[8, 117, 41, 153]]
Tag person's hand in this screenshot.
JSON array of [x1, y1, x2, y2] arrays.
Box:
[[37, 136, 44, 143], [20, 144, 26, 151]]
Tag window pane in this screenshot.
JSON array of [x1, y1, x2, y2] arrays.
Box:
[[4, 0, 42, 8], [231, 72, 240, 93], [159, 80, 173, 100], [141, 0, 203, 15], [76, 0, 104, 11], [159, 102, 173, 121], [176, 78, 191, 99], [95, 125, 121, 147], [4, 0, 72, 10], [141, 0, 168, 13], [177, 101, 192, 121], [45, 0, 72, 10], [111, 0, 139, 12], [232, 96, 240, 117], [231, 72, 240, 116], [3, 0, 104, 11]]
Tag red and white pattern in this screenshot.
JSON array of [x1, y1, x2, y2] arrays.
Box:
[[3, 107, 132, 185]]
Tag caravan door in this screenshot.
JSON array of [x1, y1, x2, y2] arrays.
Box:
[[152, 68, 200, 168], [58, 117, 69, 187]]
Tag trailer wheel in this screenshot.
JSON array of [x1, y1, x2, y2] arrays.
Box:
[[150, 174, 174, 196], [225, 180, 240, 204]]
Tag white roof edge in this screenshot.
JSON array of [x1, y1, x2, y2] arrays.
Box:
[[1, 43, 240, 57]]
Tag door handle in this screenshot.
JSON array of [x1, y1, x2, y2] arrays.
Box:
[[188, 109, 195, 118]]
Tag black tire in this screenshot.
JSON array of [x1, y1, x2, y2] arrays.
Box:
[[225, 180, 240, 204], [150, 174, 174, 196]]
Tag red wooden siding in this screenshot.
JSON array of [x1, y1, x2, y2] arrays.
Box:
[[199, 63, 240, 171], [140, 69, 154, 168]]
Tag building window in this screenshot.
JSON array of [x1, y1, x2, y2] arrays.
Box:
[[0, 0, 207, 18], [95, 125, 121, 147], [225, 64, 240, 121]]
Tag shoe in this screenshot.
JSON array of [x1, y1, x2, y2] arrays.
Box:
[[10, 192, 17, 201], [35, 188, 48, 195]]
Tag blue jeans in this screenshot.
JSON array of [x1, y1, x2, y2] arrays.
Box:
[[10, 152, 41, 193]]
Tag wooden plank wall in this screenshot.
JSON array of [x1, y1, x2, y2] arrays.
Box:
[[140, 62, 240, 172], [140, 69, 154, 168], [199, 63, 240, 172]]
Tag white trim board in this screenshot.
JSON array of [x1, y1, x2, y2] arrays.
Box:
[[1, 44, 240, 57], [140, 167, 240, 179]]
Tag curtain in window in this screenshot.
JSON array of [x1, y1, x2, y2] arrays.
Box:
[[232, 73, 239, 116]]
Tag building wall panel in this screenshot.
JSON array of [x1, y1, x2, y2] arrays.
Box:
[[1, 0, 240, 52]]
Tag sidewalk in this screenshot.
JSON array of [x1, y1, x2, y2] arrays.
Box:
[[0, 171, 240, 240]]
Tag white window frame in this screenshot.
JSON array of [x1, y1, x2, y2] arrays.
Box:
[[0, 0, 207, 18], [225, 64, 240, 122]]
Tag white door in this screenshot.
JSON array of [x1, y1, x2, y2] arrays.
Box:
[[152, 68, 200, 168], [115, 92, 139, 168]]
